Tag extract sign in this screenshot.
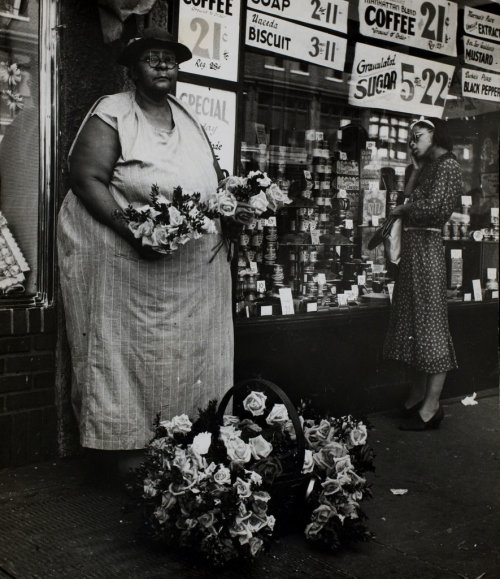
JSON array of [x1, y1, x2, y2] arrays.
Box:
[[178, 0, 241, 82], [247, 0, 349, 34], [358, 0, 457, 57], [349, 43, 455, 117], [245, 9, 347, 71]]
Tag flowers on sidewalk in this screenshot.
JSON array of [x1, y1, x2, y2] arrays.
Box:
[[131, 391, 374, 567]]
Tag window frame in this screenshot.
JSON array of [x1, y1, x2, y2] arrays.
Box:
[[0, 0, 58, 309]]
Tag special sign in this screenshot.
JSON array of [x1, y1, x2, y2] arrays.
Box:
[[464, 6, 500, 43], [358, 0, 457, 57], [463, 35, 500, 73], [246, 0, 349, 34], [178, 0, 241, 82], [177, 82, 236, 173], [462, 68, 500, 103], [245, 9, 347, 71], [349, 43, 455, 117]]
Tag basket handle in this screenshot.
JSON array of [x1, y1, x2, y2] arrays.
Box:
[[216, 378, 306, 474]]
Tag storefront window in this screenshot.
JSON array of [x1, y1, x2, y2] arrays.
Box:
[[0, 0, 55, 303], [234, 2, 499, 318]]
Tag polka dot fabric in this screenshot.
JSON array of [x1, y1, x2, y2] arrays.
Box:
[[384, 152, 461, 374]]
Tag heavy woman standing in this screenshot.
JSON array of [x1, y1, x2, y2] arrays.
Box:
[[57, 28, 251, 473], [383, 117, 462, 431]]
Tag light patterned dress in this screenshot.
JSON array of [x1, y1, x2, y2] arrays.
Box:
[[384, 152, 461, 374], [57, 91, 233, 450]]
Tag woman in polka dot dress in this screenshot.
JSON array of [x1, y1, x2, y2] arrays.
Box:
[[383, 118, 462, 431]]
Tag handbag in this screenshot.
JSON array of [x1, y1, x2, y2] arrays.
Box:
[[367, 215, 402, 265]]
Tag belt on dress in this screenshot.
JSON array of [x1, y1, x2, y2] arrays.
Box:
[[404, 227, 441, 232]]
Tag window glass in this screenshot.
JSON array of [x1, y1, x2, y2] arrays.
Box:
[[0, 0, 39, 297]]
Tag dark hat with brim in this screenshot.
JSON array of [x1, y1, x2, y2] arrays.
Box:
[[117, 27, 192, 66]]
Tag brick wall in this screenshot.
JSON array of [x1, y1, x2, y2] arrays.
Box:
[[0, 306, 57, 467]]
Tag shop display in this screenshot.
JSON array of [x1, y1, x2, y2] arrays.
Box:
[[0, 211, 29, 295]]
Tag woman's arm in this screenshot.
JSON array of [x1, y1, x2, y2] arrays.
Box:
[[69, 116, 159, 259]]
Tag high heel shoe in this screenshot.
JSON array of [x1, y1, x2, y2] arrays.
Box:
[[399, 405, 444, 431]]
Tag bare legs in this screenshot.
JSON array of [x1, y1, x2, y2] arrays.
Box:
[[405, 370, 447, 422]]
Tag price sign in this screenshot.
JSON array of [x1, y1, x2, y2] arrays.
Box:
[[247, 0, 348, 34], [246, 10, 347, 71], [463, 36, 500, 73], [349, 43, 455, 117], [178, 0, 241, 82], [462, 68, 500, 103], [279, 287, 295, 315], [358, 0, 457, 57], [464, 7, 500, 43], [177, 83, 236, 173]]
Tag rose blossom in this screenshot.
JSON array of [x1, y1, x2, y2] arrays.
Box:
[[129, 219, 154, 239], [249, 191, 269, 215], [256, 172, 271, 188], [229, 513, 253, 545], [251, 491, 271, 515], [169, 414, 193, 435], [198, 511, 216, 529], [224, 437, 252, 464], [161, 491, 176, 510], [168, 205, 184, 226], [201, 216, 217, 234], [265, 183, 291, 211], [143, 478, 158, 498], [349, 423, 368, 447], [234, 477, 252, 499], [222, 414, 240, 426], [252, 456, 283, 484], [245, 470, 263, 486], [302, 449, 314, 474], [242, 391, 267, 416], [219, 424, 242, 442], [334, 455, 353, 474], [321, 476, 342, 495], [191, 432, 211, 455], [216, 190, 238, 216], [239, 419, 262, 434], [248, 435, 273, 460], [213, 465, 231, 485], [221, 175, 245, 194], [305, 521, 324, 538], [248, 536, 264, 557], [265, 403, 289, 425], [312, 504, 335, 525]]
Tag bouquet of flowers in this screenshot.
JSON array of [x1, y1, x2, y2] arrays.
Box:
[[117, 172, 291, 255], [117, 184, 218, 254], [213, 170, 292, 218], [131, 383, 374, 567]]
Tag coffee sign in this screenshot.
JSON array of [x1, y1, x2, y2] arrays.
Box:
[[349, 43, 455, 117], [358, 0, 457, 57], [178, 0, 241, 82], [245, 9, 347, 71]]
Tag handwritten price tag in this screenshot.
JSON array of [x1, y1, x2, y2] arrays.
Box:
[[179, 0, 241, 81], [248, 0, 349, 34], [358, 0, 457, 57], [246, 9, 347, 71], [349, 43, 455, 117]]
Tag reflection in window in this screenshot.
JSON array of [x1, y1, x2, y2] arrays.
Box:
[[0, 0, 39, 297]]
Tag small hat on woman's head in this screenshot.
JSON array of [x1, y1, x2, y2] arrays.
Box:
[[117, 27, 192, 66]]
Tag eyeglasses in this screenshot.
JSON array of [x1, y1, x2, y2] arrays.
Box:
[[139, 52, 178, 69], [409, 131, 432, 144]]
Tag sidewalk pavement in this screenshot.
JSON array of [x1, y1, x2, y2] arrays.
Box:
[[0, 388, 498, 579]]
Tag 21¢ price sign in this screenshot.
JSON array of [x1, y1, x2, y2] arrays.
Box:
[[178, 0, 241, 82], [246, 9, 347, 71], [349, 43, 455, 117]]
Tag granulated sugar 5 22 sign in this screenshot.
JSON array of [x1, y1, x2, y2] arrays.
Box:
[[349, 43, 455, 117], [358, 0, 457, 57], [178, 0, 241, 82], [245, 9, 347, 71]]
